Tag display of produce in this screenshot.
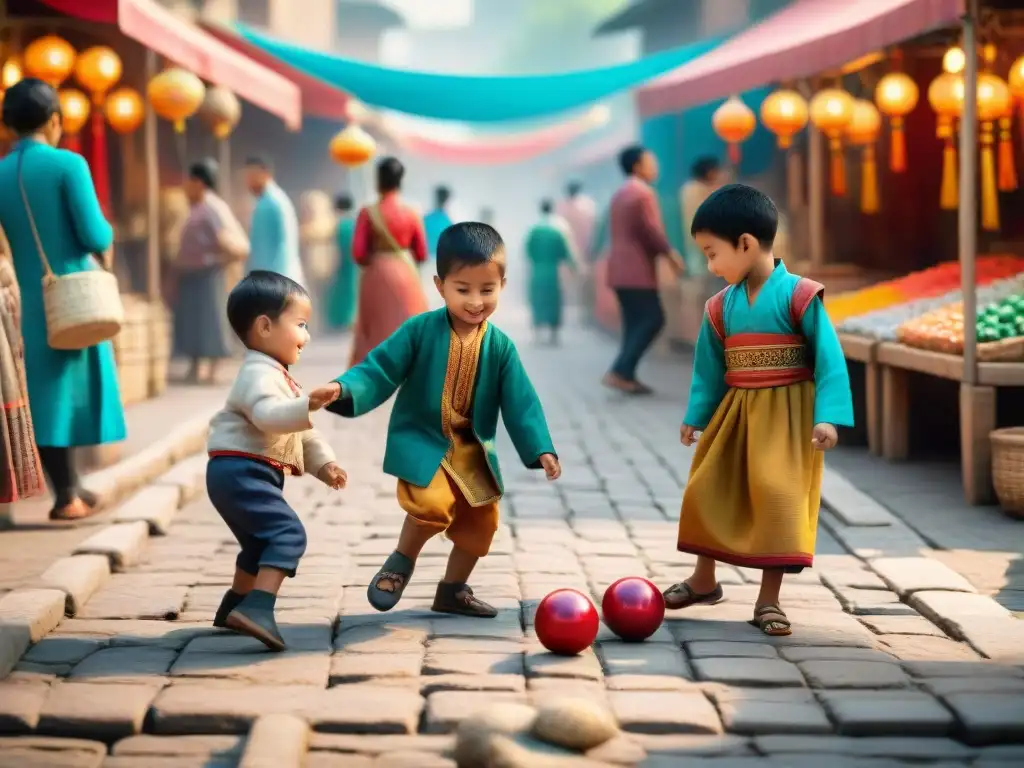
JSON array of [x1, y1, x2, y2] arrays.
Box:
[[977, 294, 1024, 343], [841, 274, 1024, 341], [896, 284, 1024, 357], [826, 255, 1024, 325]]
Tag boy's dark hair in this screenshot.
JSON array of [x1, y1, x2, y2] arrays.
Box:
[[618, 144, 646, 176], [377, 156, 404, 192], [540, 199, 554, 215], [334, 192, 353, 212], [244, 155, 272, 171], [436, 222, 506, 280], [2, 78, 59, 135], [226, 270, 310, 342], [188, 158, 219, 190], [691, 156, 721, 182], [691, 183, 778, 250], [434, 185, 451, 207], [566, 180, 583, 197]]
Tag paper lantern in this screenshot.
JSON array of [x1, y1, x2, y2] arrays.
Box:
[[809, 88, 854, 196], [2, 56, 22, 89], [58, 89, 90, 136], [977, 72, 1013, 230], [844, 100, 881, 214], [759, 89, 808, 149], [928, 72, 964, 210], [943, 46, 966, 75], [104, 87, 144, 135], [147, 67, 205, 133], [74, 46, 122, 104], [329, 124, 376, 167], [874, 72, 919, 172], [712, 95, 756, 164], [24, 35, 76, 87], [199, 86, 241, 139]]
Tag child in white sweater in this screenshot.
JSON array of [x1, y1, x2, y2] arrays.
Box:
[[206, 270, 346, 651]]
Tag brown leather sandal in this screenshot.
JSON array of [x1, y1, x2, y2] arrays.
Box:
[[663, 581, 725, 610], [750, 604, 792, 636]]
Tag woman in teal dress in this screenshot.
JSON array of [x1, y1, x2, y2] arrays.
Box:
[[524, 199, 577, 344], [325, 192, 359, 330], [0, 79, 126, 521]]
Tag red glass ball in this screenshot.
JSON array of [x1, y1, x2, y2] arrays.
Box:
[[602, 576, 666, 642], [535, 588, 600, 656]]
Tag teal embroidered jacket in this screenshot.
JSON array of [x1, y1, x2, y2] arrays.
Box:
[[328, 308, 556, 492]]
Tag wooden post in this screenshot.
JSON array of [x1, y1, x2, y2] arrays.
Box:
[[808, 124, 825, 270], [218, 136, 231, 201], [960, 383, 996, 504], [960, 0, 979, 388], [144, 50, 162, 399]]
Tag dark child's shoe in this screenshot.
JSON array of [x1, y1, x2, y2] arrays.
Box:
[[213, 589, 245, 629], [431, 581, 498, 618], [663, 581, 724, 610], [225, 590, 286, 651], [367, 550, 415, 612]]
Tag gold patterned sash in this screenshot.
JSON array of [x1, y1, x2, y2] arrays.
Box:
[[724, 333, 813, 389]]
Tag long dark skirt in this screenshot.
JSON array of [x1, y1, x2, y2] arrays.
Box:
[[174, 266, 235, 359]]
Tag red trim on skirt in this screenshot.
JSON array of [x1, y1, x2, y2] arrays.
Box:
[[676, 541, 813, 569]]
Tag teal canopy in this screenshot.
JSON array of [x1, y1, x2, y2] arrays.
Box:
[[236, 23, 726, 123]]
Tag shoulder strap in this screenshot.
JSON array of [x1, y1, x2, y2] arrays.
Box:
[[366, 203, 405, 253], [705, 287, 729, 343], [790, 277, 825, 329], [16, 149, 55, 281]]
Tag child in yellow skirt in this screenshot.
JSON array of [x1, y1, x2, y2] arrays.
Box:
[[662, 184, 853, 636]]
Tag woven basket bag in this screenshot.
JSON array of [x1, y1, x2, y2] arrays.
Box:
[[18, 150, 123, 350]]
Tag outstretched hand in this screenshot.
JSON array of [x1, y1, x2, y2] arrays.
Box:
[[811, 423, 839, 451], [539, 453, 561, 481], [308, 382, 342, 411], [317, 462, 348, 489], [680, 425, 700, 446]]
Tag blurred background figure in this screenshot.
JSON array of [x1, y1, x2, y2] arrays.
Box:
[[325, 192, 360, 332], [525, 198, 577, 346], [299, 189, 338, 327], [680, 156, 727, 275], [556, 180, 596, 308], [244, 155, 305, 286], [423, 185, 454, 261], [159, 187, 190, 310]]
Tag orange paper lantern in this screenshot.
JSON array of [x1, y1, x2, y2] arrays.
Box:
[[844, 100, 882, 214], [928, 72, 964, 210], [23, 35, 76, 87], [874, 72, 919, 172], [199, 86, 242, 139], [329, 124, 376, 167], [759, 89, 809, 149], [104, 87, 144, 135], [74, 46, 122, 104], [58, 88, 90, 136], [2, 56, 22, 89], [712, 95, 756, 164], [147, 67, 205, 133], [809, 88, 855, 196]]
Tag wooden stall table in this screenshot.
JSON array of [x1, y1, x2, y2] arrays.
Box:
[[875, 341, 1024, 505], [838, 332, 881, 456]]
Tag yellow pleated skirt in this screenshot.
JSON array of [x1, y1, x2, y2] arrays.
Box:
[[678, 380, 822, 571]]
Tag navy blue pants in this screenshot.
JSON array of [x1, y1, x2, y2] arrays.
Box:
[[206, 456, 307, 577], [611, 288, 665, 381]]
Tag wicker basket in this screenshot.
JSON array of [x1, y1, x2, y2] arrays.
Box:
[[978, 336, 1024, 362], [43, 271, 124, 350], [991, 427, 1024, 518]]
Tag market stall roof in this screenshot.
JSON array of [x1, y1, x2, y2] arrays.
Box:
[[636, 0, 966, 118], [36, 0, 302, 130], [200, 22, 350, 122]]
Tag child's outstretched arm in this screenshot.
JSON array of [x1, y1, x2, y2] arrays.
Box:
[[497, 337, 559, 478], [801, 296, 854, 450], [681, 312, 727, 443], [240, 370, 316, 435], [325, 317, 418, 418]]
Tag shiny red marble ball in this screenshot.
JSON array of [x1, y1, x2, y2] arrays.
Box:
[[534, 588, 600, 656], [602, 576, 666, 642]]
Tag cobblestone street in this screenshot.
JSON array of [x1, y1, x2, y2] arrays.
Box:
[[1, 302, 1023, 767]]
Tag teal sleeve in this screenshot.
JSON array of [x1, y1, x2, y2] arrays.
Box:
[[498, 338, 556, 468], [329, 320, 416, 417], [62, 153, 113, 254], [801, 296, 855, 427], [682, 314, 727, 429], [266, 202, 286, 255]]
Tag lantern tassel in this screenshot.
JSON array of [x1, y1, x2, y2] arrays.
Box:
[[861, 146, 879, 214], [889, 119, 907, 173], [940, 138, 959, 210], [998, 117, 1017, 192], [980, 123, 1000, 231], [728, 143, 741, 165], [829, 140, 847, 197], [87, 110, 110, 216]]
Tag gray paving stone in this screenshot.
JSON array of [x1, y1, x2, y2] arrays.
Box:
[[603, 675, 693, 691], [0, 679, 49, 732], [238, 713, 309, 768], [856, 615, 946, 636], [170, 651, 330, 687], [692, 657, 805, 687], [598, 643, 690, 678], [72, 522, 150, 572], [941, 692, 1024, 745], [777, 646, 896, 663], [631, 734, 753, 757], [35, 556, 111, 617], [422, 650, 522, 676], [113, 486, 181, 536], [37, 681, 164, 740], [69, 646, 176, 680], [607, 691, 722, 735], [111, 734, 244, 757], [423, 690, 525, 733], [149, 685, 321, 734], [52, 620, 214, 651], [798, 660, 911, 689], [918, 676, 1024, 697], [524, 647, 603, 680], [820, 471, 897, 526], [879, 634, 981, 662], [713, 688, 831, 735], [0, 589, 66, 644], [23, 637, 103, 666], [753, 735, 976, 760], [184, 625, 331, 655], [77, 579, 188, 621], [871, 557, 977, 598], [0, 736, 106, 768], [420, 674, 526, 694], [908, 591, 1010, 641], [102, 756, 237, 768], [901, 660, 1024, 679], [835, 587, 916, 616], [330, 652, 423, 684], [954, 617, 1024, 663], [685, 642, 778, 659], [816, 690, 955, 736]]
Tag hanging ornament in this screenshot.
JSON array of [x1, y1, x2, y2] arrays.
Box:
[[844, 99, 882, 214], [147, 67, 205, 133], [928, 72, 965, 210], [759, 89, 809, 149], [1, 56, 22, 89], [977, 72, 1012, 231], [57, 88, 89, 151], [809, 88, 855, 196], [1008, 55, 1024, 155], [998, 115, 1017, 193], [712, 95, 756, 165], [874, 72, 919, 172], [329, 124, 376, 167], [23, 35, 76, 88], [943, 46, 966, 75], [104, 87, 144, 135], [199, 86, 242, 139], [74, 46, 122, 105]]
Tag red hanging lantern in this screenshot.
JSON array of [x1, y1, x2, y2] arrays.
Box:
[[712, 95, 756, 165]]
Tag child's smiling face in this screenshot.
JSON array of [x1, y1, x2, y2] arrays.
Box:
[[696, 231, 759, 285], [434, 259, 506, 332], [248, 295, 312, 366]]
